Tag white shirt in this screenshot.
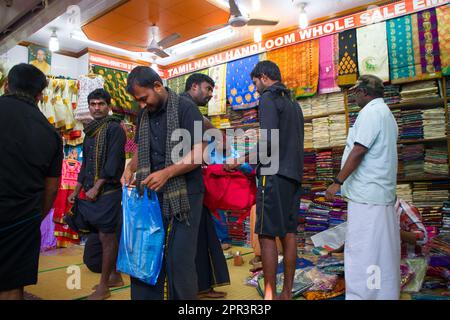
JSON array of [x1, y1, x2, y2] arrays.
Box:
[[341, 98, 398, 205]]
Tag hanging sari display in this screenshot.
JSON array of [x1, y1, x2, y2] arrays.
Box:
[[338, 29, 358, 86], [357, 22, 390, 82], [167, 68, 209, 94], [208, 63, 227, 116], [387, 14, 421, 83], [417, 8, 441, 78], [93, 65, 140, 116], [318, 34, 340, 94], [436, 5, 450, 76], [226, 54, 260, 110], [267, 39, 319, 98]]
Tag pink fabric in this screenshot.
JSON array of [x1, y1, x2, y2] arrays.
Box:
[[61, 160, 81, 189], [203, 164, 257, 213], [318, 35, 340, 94]]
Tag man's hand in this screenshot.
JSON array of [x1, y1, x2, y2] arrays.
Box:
[[142, 168, 172, 192], [67, 191, 78, 204], [85, 187, 100, 202], [121, 167, 135, 187], [223, 163, 241, 172], [325, 183, 341, 202]]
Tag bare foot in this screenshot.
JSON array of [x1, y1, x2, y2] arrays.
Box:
[[87, 286, 111, 300], [198, 289, 228, 299], [92, 274, 124, 290], [278, 291, 292, 300]]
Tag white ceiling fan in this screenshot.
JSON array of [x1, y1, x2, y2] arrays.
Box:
[[208, 0, 279, 31], [117, 25, 180, 58]]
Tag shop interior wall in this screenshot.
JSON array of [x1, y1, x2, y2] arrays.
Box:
[[0, 45, 89, 79]]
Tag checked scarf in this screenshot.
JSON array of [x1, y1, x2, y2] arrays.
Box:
[[136, 89, 191, 224], [83, 116, 119, 191]]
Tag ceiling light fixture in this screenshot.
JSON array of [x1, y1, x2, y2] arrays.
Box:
[[49, 29, 59, 52], [253, 27, 262, 43], [297, 2, 309, 30]]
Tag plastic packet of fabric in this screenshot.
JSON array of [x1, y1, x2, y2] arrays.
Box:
[[298, 266, 338, 292], [400, 263, 415, 289], [117, 187, 165, 285], [401, 258, 428, 293]]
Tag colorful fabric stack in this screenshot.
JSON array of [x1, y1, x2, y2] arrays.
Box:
[[316, 151, 333, 181], [311, 95, 328, 116], [400, 144, 425, 178], [226, 54, 260, 110], [424, 146, 449, 177], [357, 21, 390, 82], [412, 181, 449, 228], [391, 109, 402, 138], [422, 108, 446, 139], [304, 123, 313, 149], [397, 183, 413, 203], [384, 84, 401, 105], [299, 99, 313, 117], [227, 211, 251, 247], [441, 201, 450, 237], [303, 151, 316, 181], [400, 110, 423, 140], [400, 80, 440, 102], [329, 114, 346, 147], [312, 117, 330, 148], [229, 128, 259, 158], [332, 148, 344, 177], [347, 92, 360, 127], [305, 201, 330, 234], [326, 92, 345, 113]]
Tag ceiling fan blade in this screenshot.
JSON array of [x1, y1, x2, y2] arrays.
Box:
[[117, 41, 147, 48], [157, 33, 181, 48], [229, 0, 242, 17], [206, 23, 230, 31], [247, 19, 279, 26], [148, 47, 170, 58]]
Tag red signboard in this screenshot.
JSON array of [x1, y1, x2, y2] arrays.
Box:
[[163, 0, 448, 79]]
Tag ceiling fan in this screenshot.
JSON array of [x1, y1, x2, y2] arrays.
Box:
[[208, 0, 279, 31], [117, 25, 180, 58]]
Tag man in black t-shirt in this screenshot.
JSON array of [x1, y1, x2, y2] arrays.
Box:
[[225, 61, 304, 300], [122, 66, 205, 300], [0, 64, 63, 300]]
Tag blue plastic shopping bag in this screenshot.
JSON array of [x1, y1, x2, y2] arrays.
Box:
[[117, 187, 165, 285]]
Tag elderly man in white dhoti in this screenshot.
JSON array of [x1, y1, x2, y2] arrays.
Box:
[[325, 74, 400, 300]]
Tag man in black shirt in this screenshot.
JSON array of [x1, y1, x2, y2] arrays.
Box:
[[122, 66, 205, 300], [181, 73, 231, 299], [225, 61, 304, 300], [0, 64, 63, 300], [68, 89, 126, 300]]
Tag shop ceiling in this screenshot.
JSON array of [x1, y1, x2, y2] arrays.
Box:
[[2, 0, 394, 64]]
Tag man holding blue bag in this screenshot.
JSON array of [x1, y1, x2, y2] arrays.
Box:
[[123, 66, 205, 300]]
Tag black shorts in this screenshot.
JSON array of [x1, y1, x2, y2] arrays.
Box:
[[77, 189, 122, 234], [0, 213, 41, 291], [255, 174, 301, 237]]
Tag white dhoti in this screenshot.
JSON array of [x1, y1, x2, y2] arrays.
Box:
[[345, 201, 400, 300]]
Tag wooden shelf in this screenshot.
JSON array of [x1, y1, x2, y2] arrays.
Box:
[[388, 98, 445, 109], [398, 137, 448, 144], [304, 111, 346, 121], [397, 177, 450, 182], [305, 145, 345, 152]]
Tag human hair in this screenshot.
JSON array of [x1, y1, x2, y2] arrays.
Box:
[[357, 74, 384, 98], [250, 60, 282, 81], [126, 66, 163, 95], [7, 63, 47, 97], [184, 73, 215, 91], [87, 88, 111, 105]]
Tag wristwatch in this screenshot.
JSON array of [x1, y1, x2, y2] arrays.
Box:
[[333, 177, 344, 185]]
